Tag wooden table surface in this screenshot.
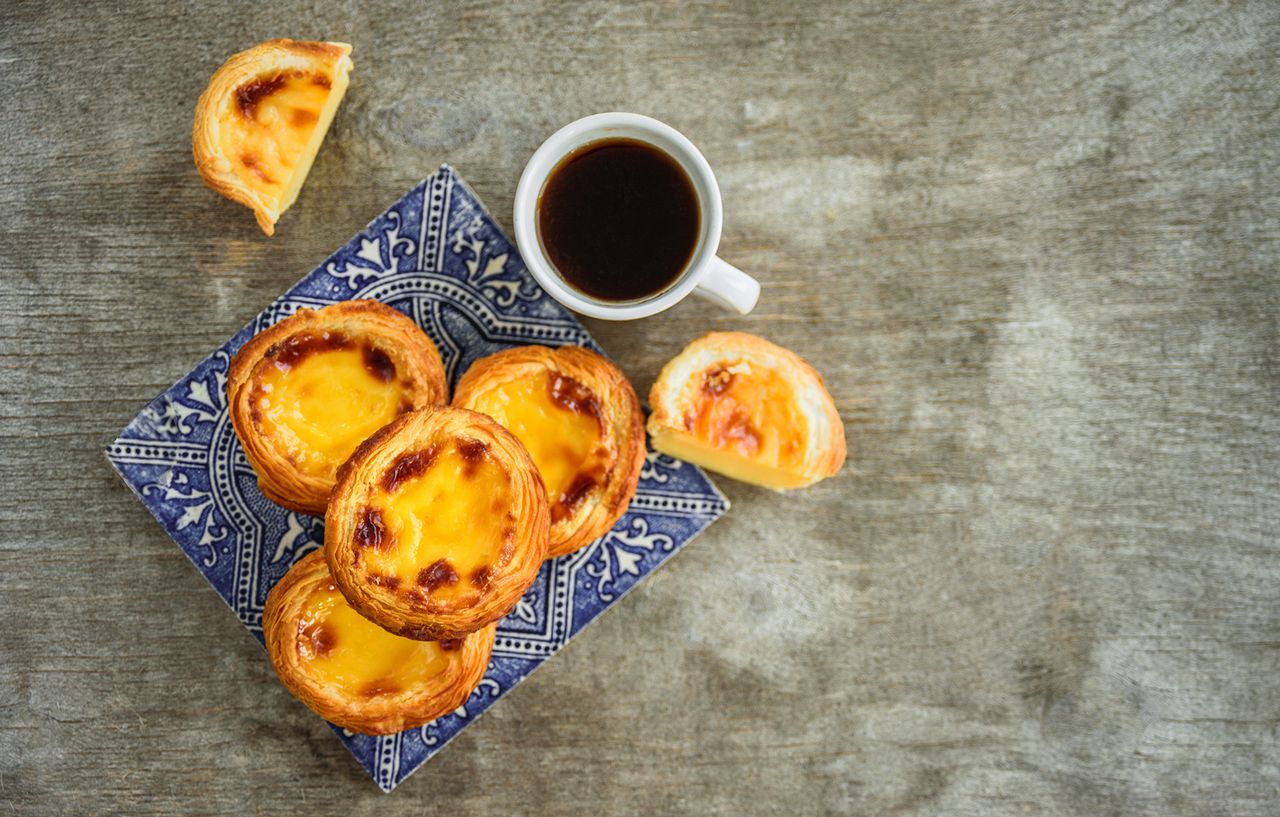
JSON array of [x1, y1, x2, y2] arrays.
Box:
[[3, 1, 1278, 814]]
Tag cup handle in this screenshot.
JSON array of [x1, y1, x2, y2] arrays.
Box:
[[694, 257, 760, 315]]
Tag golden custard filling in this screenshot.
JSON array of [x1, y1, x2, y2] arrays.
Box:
[[250, 332, 407, 479], [357, 439, 515, 602], [466, 371, 607, 519], [223, 64, 349, 210], [654, 361, 809, 487], [296, 580, 452, 698]]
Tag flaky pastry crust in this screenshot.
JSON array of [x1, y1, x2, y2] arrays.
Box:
[[453, 345, 645, 558], [647, 331, 845, 489], [264, 550, 495, 735], [227, 300, 447, 515], [193, 38, 353, 235], [325, 407, 549, 640]]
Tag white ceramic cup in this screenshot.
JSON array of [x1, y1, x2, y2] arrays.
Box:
[[513, 112, 760, 320]]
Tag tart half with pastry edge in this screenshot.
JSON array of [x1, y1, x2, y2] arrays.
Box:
[[325, 407, 549, 641], [647, 331, 845, 490], [227, 299, 447, 515], [264, 550, 495, 735], [193, 38, 353, 235], [453, 345, 645, 558]]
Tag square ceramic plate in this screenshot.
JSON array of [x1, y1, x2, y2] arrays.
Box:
[[106, 166, 729, 791]]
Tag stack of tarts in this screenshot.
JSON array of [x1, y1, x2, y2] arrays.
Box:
[[228, 300, 644, 734]]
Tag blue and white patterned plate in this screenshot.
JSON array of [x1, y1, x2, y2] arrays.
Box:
[[106, 166, 728, 792]]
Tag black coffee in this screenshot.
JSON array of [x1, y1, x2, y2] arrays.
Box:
[[537, 138, 700, 302]]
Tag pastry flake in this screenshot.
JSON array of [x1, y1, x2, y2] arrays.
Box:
[[193, 38, 353, 235], [227, 300, 447, 515], [647, 332, 845, 490], [264, 550, 495, 735], [453, 345, 645, 557], [325, 407, 549, 640]]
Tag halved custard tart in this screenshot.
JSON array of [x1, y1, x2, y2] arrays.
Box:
[[453, 345, 645, 557], [193, 38, 353, 235], [648, 332, 845, 490], [325, 407, 549, 640], [227, 300, 447, 515], [264, 550, 495, 735]]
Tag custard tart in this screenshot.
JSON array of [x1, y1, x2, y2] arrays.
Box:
[[453, 345, 645, 557], [647, 332, 845, 490], [264, 550, 495, 735], [227, 300, 447, 515], [325, 407, 549, 640], [193, 38, 353, 235]]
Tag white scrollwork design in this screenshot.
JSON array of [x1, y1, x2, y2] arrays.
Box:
[[326, 210, 416, 289], [510, 596, 539, 624], [271, 512, 322, 565], [640, 450, 685, 484], [451, 214, 538, 307], [144, 353, 228, 438], [418, 722, 440, 747], [417, 677, 503, 746], [451, 677, 502, 719], [140, 470, 228, 567], [584, 518, 675, 602]]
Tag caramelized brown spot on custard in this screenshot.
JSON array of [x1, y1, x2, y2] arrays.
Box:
[[689, 364, 771, 457], [311, 73, 333, 88], [235, 73, 288, 119], [439, 638, 464, 651], [354, 507, 388, 550], [266, 330, 352, 371], [383, 445, 439, 493], [362, 345, 396, 382], [290, 108, 318, 128], [360, 678, 402, 698], [553, 472, 598, 522], [368, 573, 401, 591], [549, 373, 601, 418], [397, 399, 415, 415], [457, 437, 489, 477], [239, 153, 275, 184], [457, 437, 488, 462], [704, 367, 732, 395], [470, 565, 492, 589], [298, 619, 336, 659], [417, 559, 459, 591]]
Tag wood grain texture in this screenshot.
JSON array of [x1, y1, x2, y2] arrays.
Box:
[[2, 0, 1278, 814]]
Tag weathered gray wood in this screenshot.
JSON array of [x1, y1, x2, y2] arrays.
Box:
[[2, 0, 1278, 814]]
